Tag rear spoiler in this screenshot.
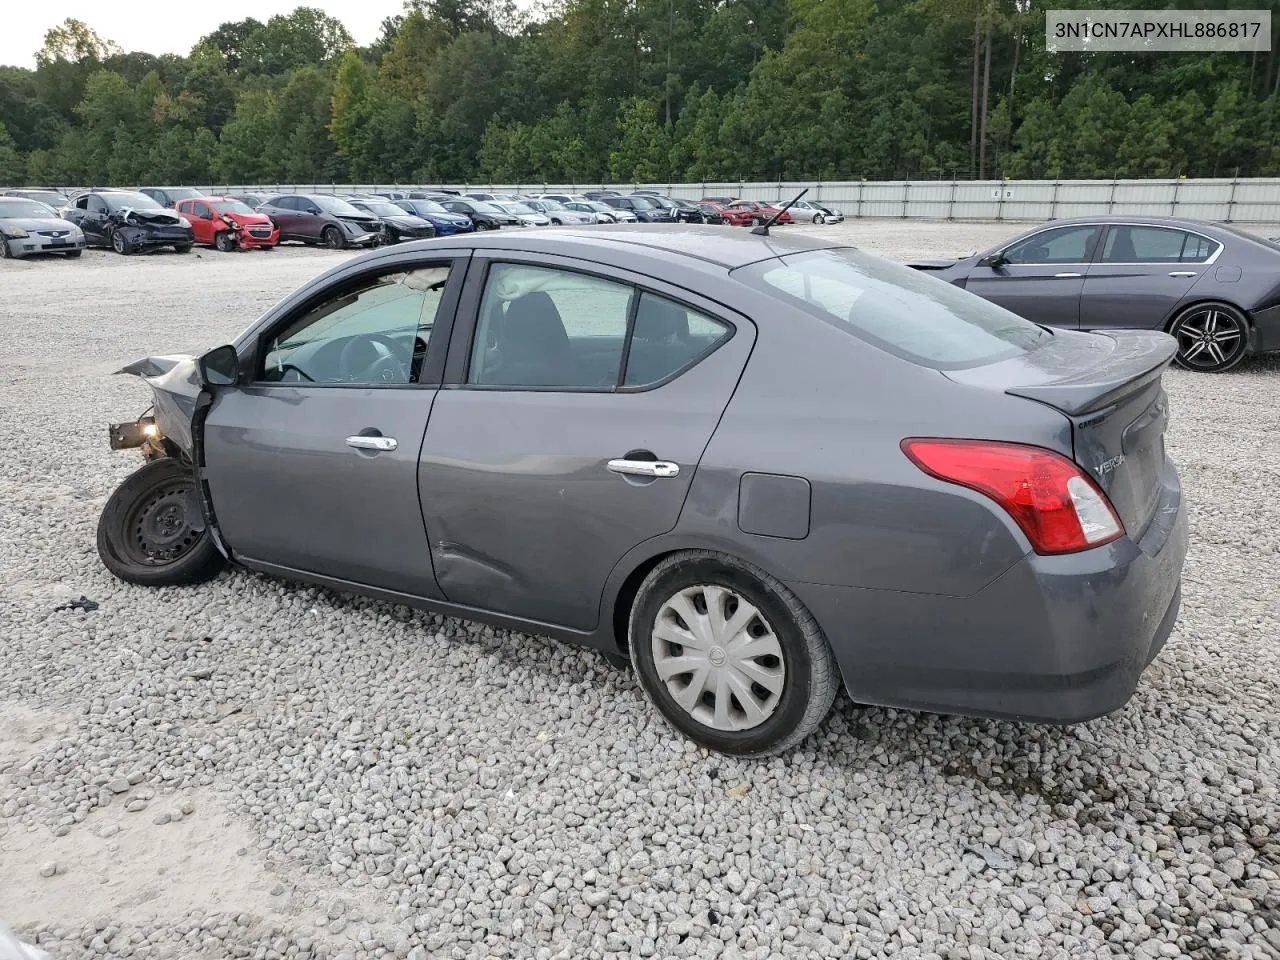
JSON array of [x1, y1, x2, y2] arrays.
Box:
[[1005, 331, 1177, 417]]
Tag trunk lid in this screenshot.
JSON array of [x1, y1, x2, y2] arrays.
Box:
[[945, 329, 1176, 537]]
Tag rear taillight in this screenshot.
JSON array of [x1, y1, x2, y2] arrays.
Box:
[[901, 439, 1123, 555]]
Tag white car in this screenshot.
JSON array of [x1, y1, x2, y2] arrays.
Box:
[[776, 198, 843, 224]]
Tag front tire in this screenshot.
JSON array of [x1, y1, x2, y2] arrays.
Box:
[[110, 229, 132, 255], [97, 459, 225, 587], [812, 213, 824, 224], [1170, 301, 1249, 372], [322, 225, 345, 249], [214, 231, 237, 252], [629, 551, 838, 757]]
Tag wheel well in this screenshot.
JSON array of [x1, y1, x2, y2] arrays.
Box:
[[611, 552, 677, 655]]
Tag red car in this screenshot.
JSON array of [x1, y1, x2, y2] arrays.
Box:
[[698, 201, 754, 226], [175, 196, 279, 251], [726, 200, 792, 226]]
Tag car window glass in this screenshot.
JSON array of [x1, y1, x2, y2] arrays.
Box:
[[623, 294, 730, 386], [260, 265, 451, 385], [1003, 225, 1100, 264], [87, 196, 108, 214], [1102, 226, 1218, 264], [740, 247, 1049, 369], [193, 203, 212, 219], [469, 263, 634, 389]]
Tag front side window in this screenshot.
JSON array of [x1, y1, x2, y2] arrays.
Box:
[[1002, 225, 1101, 265], [193, 202, 213, 220], [260, 265, 452, 385], [86, 196, 108, 214], [1101, 226, 1219, 264], [469, 263, 634, 388], [738, 247, 1049, 369]]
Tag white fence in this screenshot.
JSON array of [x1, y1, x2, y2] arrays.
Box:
[[188, 178, 1280, 222]]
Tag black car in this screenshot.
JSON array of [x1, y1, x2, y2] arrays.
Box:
[[256, 194, 382, 248], [437, 198, 517, 230], [346, 197, 437, 244], [62, 190, 194, 254], [138, 187, 206, 209], [3, 188, 70, 209], [630, 194, 701, 223], [584, 190, 620, 201], [602, 196, 673, 223]]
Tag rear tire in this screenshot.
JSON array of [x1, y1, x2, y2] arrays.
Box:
[[322, 225, 345, 249], [628, 551, 838, 757], [1169, 301, 1249, 372], [97, 459, 226, 587]]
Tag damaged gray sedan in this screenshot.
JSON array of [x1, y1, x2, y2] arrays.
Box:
[[97, 227, 1186, 756], [62, 190, 194, 255]]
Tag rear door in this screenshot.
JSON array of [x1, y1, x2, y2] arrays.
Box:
[[962, 224, 1103, 330], [202, 254, 467, 596], [418, 252, 755, 631], [1080, 224, 1219, 331]]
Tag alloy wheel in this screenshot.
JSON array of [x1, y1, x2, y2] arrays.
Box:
[[1173, 305, 1247, 372], [650, 584, 786, 731]]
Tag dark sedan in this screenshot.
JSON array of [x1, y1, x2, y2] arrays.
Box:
[[436, 198, 517, 230], [257, 194, 381, 249], [98, 226, 1184, 757], [62, 190, 193, 254], [346, 197, 437, 244], [138, 186, 206, 209], [602, 196, 673, 222], [3, 188, 70, 209], [907, 217, 1280, 372]]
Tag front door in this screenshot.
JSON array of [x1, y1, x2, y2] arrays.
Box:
[[180, 200, 216, 246], [963, 223, 1104, 330], [1080, 224, 1217, 331], [66, 195, 110, 245], [202, 255, 467, 597], [419, 254, 755, 631]]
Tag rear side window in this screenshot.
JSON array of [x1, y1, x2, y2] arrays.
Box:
[[737, 247, 1049, 369], [624, 294, 730, 386], [1101, 226, 1219, 264]]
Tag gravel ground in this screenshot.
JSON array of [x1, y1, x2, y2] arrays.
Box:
[[1, 222, 1278, 960]]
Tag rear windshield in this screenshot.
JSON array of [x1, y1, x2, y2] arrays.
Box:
[[736, 247, 1050, 369]]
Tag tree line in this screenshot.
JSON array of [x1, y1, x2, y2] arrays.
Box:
[[1, 0, 1279, 188]]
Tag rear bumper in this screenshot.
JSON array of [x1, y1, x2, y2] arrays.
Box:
[[789, 462, 1187, 724], [1249, 302, 1280, 354]]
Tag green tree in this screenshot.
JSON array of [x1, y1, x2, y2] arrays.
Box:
[[0, 122, 25, 183]]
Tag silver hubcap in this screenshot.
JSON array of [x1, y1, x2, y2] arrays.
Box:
[[1176, 308, 1242, 368], [651, 585, 785, 731]]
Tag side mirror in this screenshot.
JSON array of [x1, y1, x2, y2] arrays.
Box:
[[198, 344, 239, 387], [977, 251, 1007, 268]]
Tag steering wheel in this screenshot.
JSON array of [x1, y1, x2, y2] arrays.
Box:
[[339, 333, 412, 383]]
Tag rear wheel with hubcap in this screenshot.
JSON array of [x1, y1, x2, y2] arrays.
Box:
[[629, 551, 838, 756], [1169, 301, 1249, 372], [97, 458, 225, 586]]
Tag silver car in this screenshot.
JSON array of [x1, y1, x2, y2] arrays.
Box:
[[0, 197, 86, 259], [778, 199, 843, 224], [97, 226, 1185, 757], [492, 201, 552, 227], [522, 198, 595, 225]]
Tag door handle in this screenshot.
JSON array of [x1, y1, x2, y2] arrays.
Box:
[[1168, 271, 1198, 278], [1054, 272, 1082, 278], [607, 459, 680, 478], [346, 435, 397, 452]]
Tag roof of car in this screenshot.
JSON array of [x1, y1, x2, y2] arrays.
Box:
[[432, 223, 843, 269]]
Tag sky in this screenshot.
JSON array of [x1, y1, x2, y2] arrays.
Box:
[[0, 0, 408, 69]]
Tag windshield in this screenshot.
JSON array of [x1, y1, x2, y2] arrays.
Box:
[[212, 200, 254, 215], [312, 195, 364, 217], [1217, 223, 1280, 253], [164, 188, 203, 201], [629, 196, 659, 209], [358, 201, 409, 217], [497, 202, 535, 215], [103, 192, 164, 211], [736, 247, 1050, 369], [469, 201, 501, 214], [588, 202, 615, 213], [537, 199, 567, 211], [0, 199, 58, 219], [411, 200, 447, 214]]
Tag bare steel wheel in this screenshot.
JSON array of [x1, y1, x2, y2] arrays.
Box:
[[630, 551, 838, 756], [1170, 302, 1249, 372]]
